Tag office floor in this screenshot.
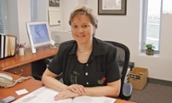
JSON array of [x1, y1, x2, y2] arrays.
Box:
[[130, 83, 172, 103]]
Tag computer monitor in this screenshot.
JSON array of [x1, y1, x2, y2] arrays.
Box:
[[26, 21, 52, 53]]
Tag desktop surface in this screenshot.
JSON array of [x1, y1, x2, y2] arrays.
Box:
[[0, 72, 43, 99], [0, 46, 58, 71], [0, 72, 135, 103]]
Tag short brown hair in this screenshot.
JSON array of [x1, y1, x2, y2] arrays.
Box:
[[69, 5, 98, 28]]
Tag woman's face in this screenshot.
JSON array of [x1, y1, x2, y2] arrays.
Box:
[[71, 14, 96, 45]]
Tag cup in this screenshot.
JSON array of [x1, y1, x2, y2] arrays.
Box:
[[19, 48, 24, 56]]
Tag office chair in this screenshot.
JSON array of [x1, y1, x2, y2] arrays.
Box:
[[105, 41, 132, 100]]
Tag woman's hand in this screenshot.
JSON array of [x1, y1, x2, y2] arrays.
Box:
[[67, 84, 86, 96], [54, 89, 79, 100], [54, 84, 86, 100]]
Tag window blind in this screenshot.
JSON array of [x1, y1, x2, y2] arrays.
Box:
[[30, 0, 37, 22], [0, 0, 8, 34]]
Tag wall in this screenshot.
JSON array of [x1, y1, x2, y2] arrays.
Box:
[[7, 0, 31, 47], [7, 0, 19, 39], [17, 0, 31, 46]]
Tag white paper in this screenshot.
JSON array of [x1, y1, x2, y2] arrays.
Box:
[[102, 97, 116, 103], [12, 87, 72, 103], [12, 86, 116, 103], [72, 96, 116, 103], [15, 89, 28, 95], [102, 0, 121, 10], [72, 96, 101, 103], [48, 9, 61, 26]]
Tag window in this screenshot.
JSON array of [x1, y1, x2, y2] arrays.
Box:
[[141, 0, 162, 53], [141, 0, 172, 53], [1, 0, 38, 34], [0, 0, 8, 34], [0, 0, 3, 33], [30, 0, 37, 22]]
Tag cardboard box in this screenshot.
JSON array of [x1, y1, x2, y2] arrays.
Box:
[[129, 67, 148, 90]]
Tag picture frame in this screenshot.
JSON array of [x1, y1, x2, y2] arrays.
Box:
[[49, 0, 60, 7], [98, 0, 127, 15]]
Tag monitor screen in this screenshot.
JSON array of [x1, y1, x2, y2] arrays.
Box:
[[26, 21, 52, 48]]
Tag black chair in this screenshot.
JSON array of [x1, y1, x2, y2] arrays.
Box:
[[105, 41, 132, 100]]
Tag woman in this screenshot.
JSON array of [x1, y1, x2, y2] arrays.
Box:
[[42, 5, 121, 100]]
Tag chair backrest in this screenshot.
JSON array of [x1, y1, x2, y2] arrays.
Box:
[[105, 41, 130, 99]]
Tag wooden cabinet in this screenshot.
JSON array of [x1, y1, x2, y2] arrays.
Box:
[[5, 63, 32, 76]]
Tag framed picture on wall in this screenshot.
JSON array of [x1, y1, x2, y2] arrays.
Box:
[[49, 0, 60, 7], [98, 0, 127, 15]]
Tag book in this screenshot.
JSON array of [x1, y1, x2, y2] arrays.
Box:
[[5, 35, 8, 57], [3, 35, 6, 57], [0, 34, 4, 59], [8, 35, 16, 56], [0, 34, 16, 59], [12, 86, 116, 103]]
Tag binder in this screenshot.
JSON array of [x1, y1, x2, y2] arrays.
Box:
[[0, 35, 4, 58], [0, 35, 1, 58], [5, 35, 8, 57], [0, 34, 4, 59], [0, 34, 17, 59], [3, 35, 6, 58]]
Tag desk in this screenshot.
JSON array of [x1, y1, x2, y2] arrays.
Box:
[[0, 72, 43, 99], [0, 73, 135, 103], [0, 46, 58, 76]]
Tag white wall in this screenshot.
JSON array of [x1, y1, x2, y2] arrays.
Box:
[[37, 0, 47, 21], [7, 0, 172, 81], [7, 0, 19, 39], [17, 0, 31, 46], [86, 0, 172, 81], [8, 0, 31, 47]]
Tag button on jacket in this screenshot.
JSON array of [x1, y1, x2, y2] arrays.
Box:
[[48, 37, 121, 87]]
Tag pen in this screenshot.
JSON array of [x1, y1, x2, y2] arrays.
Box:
[[19, 42, 26, 48], [22, 42, 26, 48]]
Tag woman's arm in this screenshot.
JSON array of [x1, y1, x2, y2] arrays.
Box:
[[85, 80, 121, 97], [42, 69, 82, 100], [85, 79, 121, 97], [68, 79, 121, 97], [42, 69, 68, 92]]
